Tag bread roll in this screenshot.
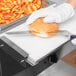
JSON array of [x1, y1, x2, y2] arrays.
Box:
[[29, 18, 58, 38]]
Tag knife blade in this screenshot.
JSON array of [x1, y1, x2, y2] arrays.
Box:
[[6, 30, 70, 36], [6, 31, 35, 36], [6, 30, 76, 40]]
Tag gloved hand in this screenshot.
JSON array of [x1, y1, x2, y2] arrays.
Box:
[[25, 3, 75, 25], [71, 39, 76, 45]]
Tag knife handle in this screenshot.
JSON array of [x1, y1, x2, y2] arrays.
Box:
[[70, 35, 76, 40]]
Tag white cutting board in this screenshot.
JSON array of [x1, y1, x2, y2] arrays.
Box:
[[4, 11, 76, 62]]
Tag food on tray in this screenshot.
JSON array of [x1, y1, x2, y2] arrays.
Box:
[[29, 18, 58, 38], [0, 0, 41, 24]]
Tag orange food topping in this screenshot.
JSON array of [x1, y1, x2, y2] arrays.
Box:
[[0, 0, 41, 24]]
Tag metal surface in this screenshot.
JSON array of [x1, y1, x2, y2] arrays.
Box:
[[6, 30, 71, 37], [6, 31, 35, 36], [39, 60, 76, 76], [0, 46, 29, 76], [39, 41, 76, 76], [7, 31, 33, 34]]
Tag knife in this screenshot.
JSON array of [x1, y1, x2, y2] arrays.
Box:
[[6, 31, 35, 36], [6, 30, 76, 40]]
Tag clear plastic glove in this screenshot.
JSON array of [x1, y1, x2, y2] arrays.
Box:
[[25, 3, 75, 25]]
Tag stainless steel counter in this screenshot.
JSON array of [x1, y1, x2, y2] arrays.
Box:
[[39, 41, 76, 76], [39, 60, 76, 76]]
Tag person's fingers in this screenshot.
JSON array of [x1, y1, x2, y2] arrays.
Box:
[[25, 9, 47, 25], [43, 15, 57, 23], [43, 13, 63, 23]]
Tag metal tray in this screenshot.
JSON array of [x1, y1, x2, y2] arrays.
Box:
[[0, 0, 55, 34]]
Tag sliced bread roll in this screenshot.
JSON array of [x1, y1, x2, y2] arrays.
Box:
[[29, 18, 58, 38]]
